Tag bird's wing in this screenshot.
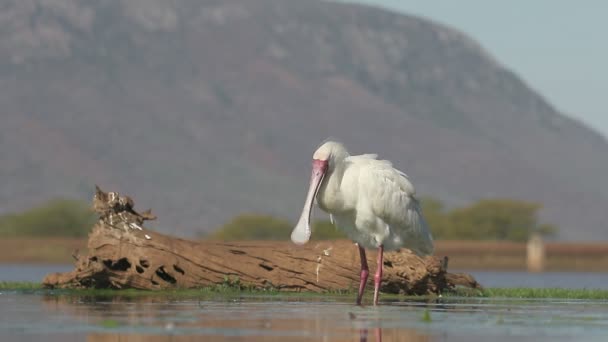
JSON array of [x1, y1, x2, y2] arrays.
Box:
[[349, 157, 433, 255], [345, 155, 415, 195], [349, 153, 378, 160]]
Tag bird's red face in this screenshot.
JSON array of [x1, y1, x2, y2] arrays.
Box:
[[290, 158, 329, 245], [311, 158, 329, 181]]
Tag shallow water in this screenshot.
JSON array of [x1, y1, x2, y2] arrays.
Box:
[[0, 264, 73, 282], [1, 290, 607, 341], [457, 270, 608, 289], [3, 265, 608, 341], [4, 264, 608, 290]]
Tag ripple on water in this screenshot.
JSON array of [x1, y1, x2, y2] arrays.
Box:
[[1, 292, 608, 341]]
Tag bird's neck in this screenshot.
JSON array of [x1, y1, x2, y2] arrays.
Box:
[[317, 162, 347, 213]]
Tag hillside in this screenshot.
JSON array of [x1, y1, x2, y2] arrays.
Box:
[[1, 0, 607, 240]]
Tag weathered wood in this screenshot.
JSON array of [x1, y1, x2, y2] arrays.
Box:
[[43, 186, 482, 295]]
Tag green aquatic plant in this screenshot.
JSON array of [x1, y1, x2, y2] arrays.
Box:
[[421, 309, 432, 323], [0, 282, 43, 290], [463, 287, 608, 300], [99, 319, 121, 329], [3, 282, 608, 301]]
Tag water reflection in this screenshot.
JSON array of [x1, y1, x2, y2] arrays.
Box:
[[86, 327, 428, 342], [38, 294, 430, 341], [2, 292, 606, 341]]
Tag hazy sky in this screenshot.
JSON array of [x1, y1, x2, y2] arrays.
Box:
[[349, 0, 607, 136]]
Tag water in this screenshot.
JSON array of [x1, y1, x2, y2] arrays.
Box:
[[5, 264, 608, 289], [0, 264, 73, 282], [0, 291, 607, 341], [2, 265, 608, 341], [461, 270, 608, 289]]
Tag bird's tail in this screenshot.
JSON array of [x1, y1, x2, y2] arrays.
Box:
[[406, 198, 434, 256]]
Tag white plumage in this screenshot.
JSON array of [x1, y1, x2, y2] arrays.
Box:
[[290, 140, 434, 305]]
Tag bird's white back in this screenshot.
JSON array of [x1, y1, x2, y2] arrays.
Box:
[[339, 154, 434, 254]]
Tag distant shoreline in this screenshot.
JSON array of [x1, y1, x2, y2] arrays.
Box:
[[1, 237, 607, 272]]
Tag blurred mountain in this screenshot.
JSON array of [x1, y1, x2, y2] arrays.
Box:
[[1, 0, 607, 240]]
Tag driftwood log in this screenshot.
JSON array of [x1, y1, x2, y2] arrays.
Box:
[[43, 186, 481, 295]]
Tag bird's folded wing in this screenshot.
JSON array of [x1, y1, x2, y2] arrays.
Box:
[[353, 159, 433, 255]]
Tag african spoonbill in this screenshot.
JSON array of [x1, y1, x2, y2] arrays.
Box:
[[290, 140, 434, 305]]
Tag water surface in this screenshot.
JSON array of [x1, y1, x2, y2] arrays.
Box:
[[5, 264, 608, 290], [0, 290, 607, 341], [0, 264, 73, 282], [459, 270, 608, 289], [3, 265, 608, 341]]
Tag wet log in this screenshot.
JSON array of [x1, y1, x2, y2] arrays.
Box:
[[43, 186, 482, 295]]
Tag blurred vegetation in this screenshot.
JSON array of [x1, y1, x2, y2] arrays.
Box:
[[207, 213, 346, 241], [0, 198, 96, 238], [0, 196, 555, 242], [421, 198, 557, 241], [310, 220, 348, 240], [210, 198, 556, 242], [207, 214, 291, 241]]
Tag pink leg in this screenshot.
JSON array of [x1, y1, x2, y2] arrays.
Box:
[[358, 327, 381, 342], [357, 244, 369, 305], [358, 328, 368, 342], [373, 245, 384, 306], [375, 327, 382, 342]]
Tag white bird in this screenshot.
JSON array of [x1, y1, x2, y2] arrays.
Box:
[[290, 140, 434, 305]]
